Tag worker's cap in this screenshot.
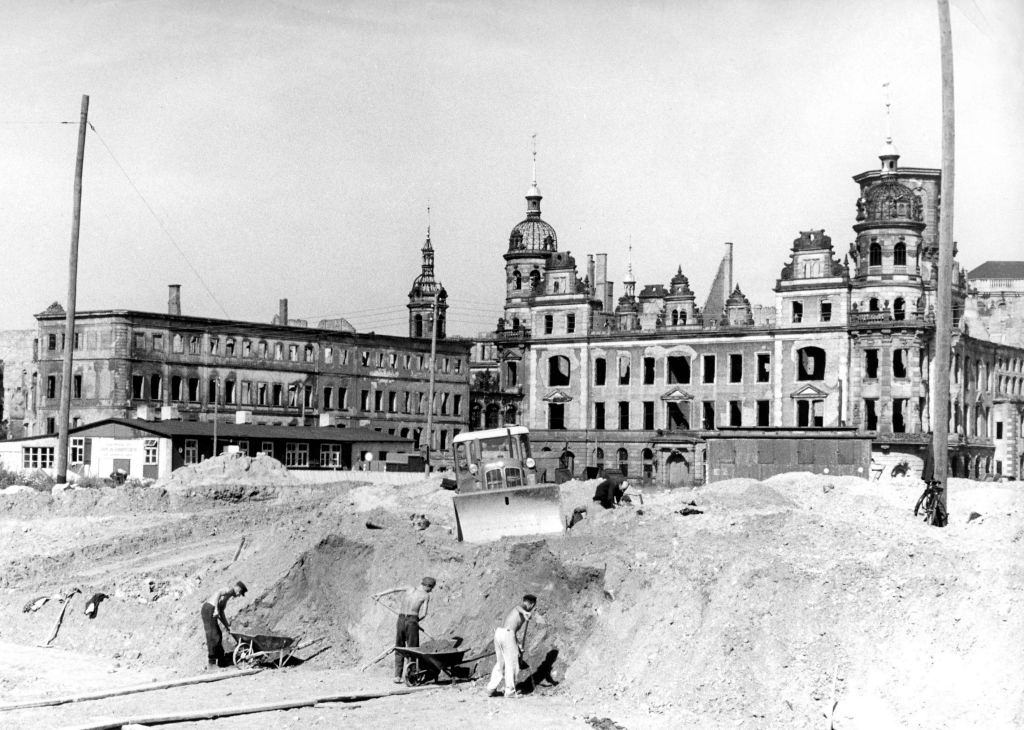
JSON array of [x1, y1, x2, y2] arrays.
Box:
[[234, 581, 248, 595], [421, 577, 437, 588]]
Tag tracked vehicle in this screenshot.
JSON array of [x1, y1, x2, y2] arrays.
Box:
[[449, 426, 564, 542]]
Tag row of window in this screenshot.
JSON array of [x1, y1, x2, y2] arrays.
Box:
[[130, 331, 461, 374], [547, 352, 785, 388], [549, 399, 792, 430], [127, 373, 462, 416]]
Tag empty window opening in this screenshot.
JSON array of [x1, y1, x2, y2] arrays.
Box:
[[188, 378, 200, 402], [566, 314, 576, 333], [618, 356, 631, 385], [702, 355, 716, 383], [757, 353, 771, 382], [820, 301, 832, 322], [797, 347, 826, 380], [729, 400, 742, 426], [893, 398, 907, 433], [643, 357, 655, 385], [792, 301, 803, 323], [894, 298, 906, 321], [797, 399, 824, 427], [544, 315, 553, 334], [667, 356, 690, 384], [702, 401, 716, 430], [507, 361, 519, 387], [617, 448, 629, 477], [865, 349, 879, 379], [618, 401, 630, 429], [73, 374, 83, 399], [893, 349, 908, 378], [894, 241, 907, 266], [149, 374, 162, 400], [548, 355, 571, 386], [594, 357, 607, 386], [667, 402, 689, 430], [594, 402, 605, 430], [756, 400, 770, 427], [869, 242, 882, 266], [643, 401, 654, 430], [729, 354, 743, 383], [865, 399, 878, 430], [548, 403, 565, 430]]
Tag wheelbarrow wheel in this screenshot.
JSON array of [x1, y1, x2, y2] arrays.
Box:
[[232, 641, 257, 668], [404, 660, 431, 686]]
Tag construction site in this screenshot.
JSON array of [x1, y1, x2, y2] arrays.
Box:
[[0, 452, 1021, 729]]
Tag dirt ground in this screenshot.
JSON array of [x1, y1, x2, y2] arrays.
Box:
[[1, 455, 1022, 729]]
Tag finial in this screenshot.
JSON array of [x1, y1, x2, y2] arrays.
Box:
[[426, 202, 431, 239], [883, 81, 893, 145], [531, 133, 537, 186], [627, 240, 634, 279]]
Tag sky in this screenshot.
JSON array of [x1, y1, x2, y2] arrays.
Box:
[[1, 0, 1022, 337]]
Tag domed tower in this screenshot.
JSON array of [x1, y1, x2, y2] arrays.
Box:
[[724, 285, 754, 327], [408, 223, 448, 339], [665, 266, 697, 326]]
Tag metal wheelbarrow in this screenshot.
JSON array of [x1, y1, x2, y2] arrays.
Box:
[[230, 631, 323, 668], [394, 642, 494, 685]]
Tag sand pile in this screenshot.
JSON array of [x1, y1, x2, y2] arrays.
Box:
[[158, 453, 301, 502]]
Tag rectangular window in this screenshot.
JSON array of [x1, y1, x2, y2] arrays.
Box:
[[285, 442, 309, 467], [225, 380, 236, 405], [667, 356, 690, 384], [360, 390, 370, 411], [261, 441, 274, 456], [507, 362, 519, 387], [258, 341, 268, 358], [666, 402, 689, 430], [792, 301, 803, 323], [864, 399, 878, 430], [287, 385, 298, 408], [240, 381, 252, 405], [643, 401, 654, 430], [243, 340, 252, 357], [47, 375, 57, 399], [729, 400, 741, 426], [187, 377, 199, 402], [272, 384, 283, 406], [73, 374, 83, 399], [152, 334, 163, 351], [729, 354, 742, 383], [132, 374, 144, 399], [338, 387, 348, 409], [388, 392, 397, 413], [323, 387, 333, 410], [321, 443, 343, 468], [702, 401, 716, 430], [618, 401, 630, 429], [23, 447, 55, 469], [756, 353, 771, 383], [275, 343, 284, 360], [134, 332, 146, 351], [548, 403, 565, 430], [184, 439, 199, 464], [289, 345, 299, 362], [209, 379, 219, 404], [566, 314, 576, 334], [996, 421, 1004, 439], [257, 383, 267, 406], [594, 402, 605, 430], [702, 355, 716, 383], [209, 336, 219, 355], [453, 394, 462, 416], [594, 358, 606, 386], [304, 385, 313, 409], [374, 391, 384, 412], [893, 349, 908, 379], [544, 315, 553, 334], [70, 438, 85, 463], [643, 357, 655, 385], [324, 346, 333, 364], [236, 440, 249, 457], [189, 336, 200, 355], [618, 356, 630, 385], [48, 334, 57, 351], [865, 349, 879, 379], [820, 301, 832, 322], [756, 400, 770, 427], [893, 398, 907, 433], [143, 438, 158, 465], [403, 391, 411, 414]]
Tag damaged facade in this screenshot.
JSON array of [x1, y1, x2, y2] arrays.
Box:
[[481, 144, 1024, 484]]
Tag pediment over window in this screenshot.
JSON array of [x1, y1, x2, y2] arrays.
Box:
[[660, 388, 694, 402], [542, 390, 573, 403], [790, 384, 829, 399]]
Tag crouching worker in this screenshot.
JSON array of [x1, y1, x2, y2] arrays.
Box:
[[201, 580, 247, 670], [593, 478, 629, 509], [373, 576, 436, 683], [486, 594, 537, 698]]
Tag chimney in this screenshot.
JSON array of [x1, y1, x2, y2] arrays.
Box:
[[279, 298, 289, 326], [595, 254, 608, 311], [587, 255, 595, 296], [168, 284, 181, 316]]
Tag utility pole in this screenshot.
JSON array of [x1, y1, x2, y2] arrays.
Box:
[[424, 289, 439, 473], [931, 0, 955, 525], [56, 95, 89, 484]]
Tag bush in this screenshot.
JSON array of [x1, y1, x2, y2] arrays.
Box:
[[0, 464, 26, 489], [75, 475, 112, 489], [24, 470, 55, 492]]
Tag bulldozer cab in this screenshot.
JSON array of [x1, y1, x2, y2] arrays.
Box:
[[452, 426, 536, 492], [449, 427, 563, 542]]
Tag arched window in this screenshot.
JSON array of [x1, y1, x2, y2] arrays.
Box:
[[617, 448, 629, 476], [893, 241, 907, 266], [548, 355, 571, 386], [893, 297, 905, 320], [869, 242, 882, 266], [511, 317, 520, 330], [797, 346, 826, 380], [671, 310, 679, 326], [149, 374, 162, 400], [512, 270, 522, 289], [413, 314, 423, 338], [595, 447, 605, 471], [679, 310, 687, 325], [869, 298, 880, 312], [529, 269, 541, 290], [642, 448, 655, 479]]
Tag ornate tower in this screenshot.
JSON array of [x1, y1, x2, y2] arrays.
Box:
[[408, 220, 448, 339]]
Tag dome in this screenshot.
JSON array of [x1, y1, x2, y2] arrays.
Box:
[[508, 217, 558, 253], [864, 180, 922, 223], [409, 275, 446, 300], [668, 266, 694, 297]]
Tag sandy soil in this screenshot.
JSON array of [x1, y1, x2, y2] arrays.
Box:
[[0, 455, 1021, 729]]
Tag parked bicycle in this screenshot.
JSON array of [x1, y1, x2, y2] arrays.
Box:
[[913, 479, 948, 527]]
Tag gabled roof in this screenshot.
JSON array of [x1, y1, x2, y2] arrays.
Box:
[[968, 261, 1024, 279], [68, 418, 411, 445]]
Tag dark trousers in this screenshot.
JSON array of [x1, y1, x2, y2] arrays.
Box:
[[201, 603, 224, 666], [395, 614, 420, 678]]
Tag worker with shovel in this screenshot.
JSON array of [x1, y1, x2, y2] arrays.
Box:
[[372, 576, 436, 683], [201, 580, 247, 670], [486, 594, 537, 698]]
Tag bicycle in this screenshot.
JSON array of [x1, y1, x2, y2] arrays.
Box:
[[913, 479, 948, 527]]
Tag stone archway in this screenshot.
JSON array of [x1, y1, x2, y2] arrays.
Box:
[[665, 452, 691, 487]]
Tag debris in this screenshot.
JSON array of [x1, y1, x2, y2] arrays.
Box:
[[967, 511, 982, 523], [585, 717, 627, 730], [232, 536, 247, 562], [40, 588, 81, 646], [822, 483, 835, 494], [365, 520, 385, 530], [84, 592, 109, 619], [676, 501, 704, 516], [22, 595, 51, 613]]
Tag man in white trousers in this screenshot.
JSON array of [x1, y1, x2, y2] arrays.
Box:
[[486, 594, 537, 698]]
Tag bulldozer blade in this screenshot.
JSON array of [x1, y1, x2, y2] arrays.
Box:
[[452, 485, 564, 542]]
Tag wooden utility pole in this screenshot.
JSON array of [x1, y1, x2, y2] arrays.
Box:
[[931, 0, 955, 524], [423, 289, 439, 473], [56, 95, 89, 484]]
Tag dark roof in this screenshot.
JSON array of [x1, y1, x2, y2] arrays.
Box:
[[69, 418, 412, 445], [968, 261, 1024, 279]]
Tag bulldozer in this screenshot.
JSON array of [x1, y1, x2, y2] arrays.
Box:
[[449, 426, 564, 542]]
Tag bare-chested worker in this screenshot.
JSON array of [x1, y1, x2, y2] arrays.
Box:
[[372, 576, 436, 682], [200, 580, 247, 669], [486, 594, 537, 698]]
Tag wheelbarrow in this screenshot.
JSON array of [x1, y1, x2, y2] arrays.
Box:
[[394, 642, 494, 685], [230, 631, 323, 669]]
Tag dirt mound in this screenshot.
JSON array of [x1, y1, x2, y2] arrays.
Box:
[[158, 453, 300, 502]]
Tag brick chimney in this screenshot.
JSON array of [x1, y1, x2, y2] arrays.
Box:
[[168, 284, 181, 316], [279, 298, 288, 326]]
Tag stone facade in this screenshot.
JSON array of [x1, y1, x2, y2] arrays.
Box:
[[0, 329, 39, 439], [485, 149, 1024, 484]]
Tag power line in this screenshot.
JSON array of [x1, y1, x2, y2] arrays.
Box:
[[87, 122, 231, 319]]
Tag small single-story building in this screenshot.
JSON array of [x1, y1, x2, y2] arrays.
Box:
[[0, 417, 419, 481], [705, 427, 873, 482]]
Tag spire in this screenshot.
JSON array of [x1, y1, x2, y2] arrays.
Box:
[[880, 81, 900, 172], [532, 132, 537, 187], [525, 134, 543, 217], [624, 241, 636, 298]]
